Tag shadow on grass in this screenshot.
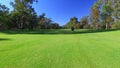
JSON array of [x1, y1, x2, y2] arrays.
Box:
[[0, 29, 119, 35], [0, 49, 11, 52], [0, 38, 11, 41]]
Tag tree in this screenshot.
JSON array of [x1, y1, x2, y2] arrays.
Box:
[[37, 13, 53, 29], [80, 16, 89, 29], [51, 23, 60, 29], [0, 3, 9, 30], [10, 0, 38, 29], [90, 1, 100, 29], [42, 18, 52, 29], [112, 0, 120, 22], [28, 13, 37, 30], [65, 17, 79, 29], [112, 20, 120, 29], [100, 1, 113, 29], [37, 13, 45, 29]]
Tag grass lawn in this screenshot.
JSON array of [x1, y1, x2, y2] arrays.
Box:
[[0, 29, 120, 68]]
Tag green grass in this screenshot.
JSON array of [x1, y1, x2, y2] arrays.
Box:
[[0, 29, 120, 68]]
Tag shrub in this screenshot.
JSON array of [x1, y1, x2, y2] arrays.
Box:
[[112, 21, 120, 29]]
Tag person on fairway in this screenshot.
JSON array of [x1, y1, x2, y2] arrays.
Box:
[[71, 26, 74, 31]]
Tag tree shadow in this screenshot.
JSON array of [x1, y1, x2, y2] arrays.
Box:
[[0, 38, 11, 41], [0, 29, 119, 35]]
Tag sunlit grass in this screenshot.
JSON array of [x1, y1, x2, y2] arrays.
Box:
[[0, 29, 120, 68]]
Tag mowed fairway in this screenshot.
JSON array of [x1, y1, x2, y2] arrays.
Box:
[[0, 29, 120, 68]]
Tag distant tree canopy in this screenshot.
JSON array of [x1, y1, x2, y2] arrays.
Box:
[[0, 0, 60, 30], [0, 0, 120, 30], [65, 17, 79, 29], [65, 0, 120, 29], [65, 16, 89, 29], [90, 0, 120, 29]]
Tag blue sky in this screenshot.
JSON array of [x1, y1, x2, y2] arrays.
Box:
[[0, 0, 96, 25]]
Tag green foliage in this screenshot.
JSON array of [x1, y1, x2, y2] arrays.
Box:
[[112, 21, 120, 29], [65, 17, 79, 29], [51, 23, 60, 29], [90, 0, 116, 29], [9, 0, 38, 29], [112, 0, 120, 20], [0, 3, 9, 30], [90, 1, 100, 29], [80, 16, 89, 29], [65, 16, 89, 29], [37, 13, 60, 29], [1, 0, 120, 30]]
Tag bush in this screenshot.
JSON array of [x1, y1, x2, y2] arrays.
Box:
[[112, 21, 120, 29], [83, 24, 90, 29]]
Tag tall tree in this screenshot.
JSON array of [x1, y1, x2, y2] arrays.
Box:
[[10, 0, 38, 29], [112, 0, 120, 22], [51, 23, 60, 29], [90, 1, 100, 29], [37, 13, 45, 29], [80, 16, 89, 29], [65, 17, 79, 29], [0, 3, 9, 29], [38, 14, 54, 29], [100, 0, 113, 29]]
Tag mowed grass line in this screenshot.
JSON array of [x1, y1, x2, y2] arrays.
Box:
[[0, 30, 120, 68]]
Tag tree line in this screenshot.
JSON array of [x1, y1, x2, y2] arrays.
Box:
[[0, 0, 60, 30], [0, 0, 120, 30], [65, 0, 120, 29]]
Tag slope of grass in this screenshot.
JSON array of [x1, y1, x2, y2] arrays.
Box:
[[0, 29, 120, 68]]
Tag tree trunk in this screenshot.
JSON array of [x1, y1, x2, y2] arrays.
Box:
[[95, 23, 99, 29], [106, 23, 108, 29], [106, 23, 110, 30]]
